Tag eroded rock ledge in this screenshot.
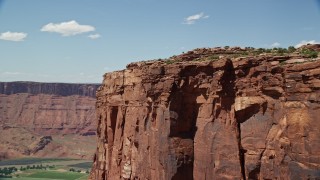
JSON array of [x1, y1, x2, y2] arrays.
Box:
[[90, 47, 320, 179]]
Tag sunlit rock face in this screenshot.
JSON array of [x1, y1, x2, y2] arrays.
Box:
[[0, 82, 99, 159], [90, 47, 320, 180]]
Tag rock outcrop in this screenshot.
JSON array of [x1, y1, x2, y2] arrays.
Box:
[[0, 82, 99, 159], [90, 47, 320, 179]]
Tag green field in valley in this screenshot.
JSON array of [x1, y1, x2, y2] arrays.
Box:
[[0, 158, 75, 166], [21, 171, 87, 180], [0, 171, 89, 179], [0, 158, 91, 180]]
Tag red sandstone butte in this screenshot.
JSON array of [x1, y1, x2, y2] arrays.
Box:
[[90, 47, 320, 179]]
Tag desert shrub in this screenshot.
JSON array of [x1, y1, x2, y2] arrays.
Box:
[[265, 48, 272, 53], [276, 48, 288, 55], [288, 46, 296, 53], [208, 55, 219, 60], [241, 51, 249, 56], [165, 60, 174, 64], [301, 48, 318, 58]]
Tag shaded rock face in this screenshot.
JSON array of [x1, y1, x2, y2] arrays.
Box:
[[0, 82, 99, 159], [90, 57, 320, 179], [30, 136, 53, 154]]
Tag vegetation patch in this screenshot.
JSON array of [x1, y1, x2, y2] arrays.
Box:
[[165, 60, 174, 64], [0, 158, 74, 166], [300, 48, 318, 58], [0, 158, 91, 179], [25, 171, 86, 180], [207, 55, 219, 60], [68, 162, 92, 169], [0, 166, 17, 176]]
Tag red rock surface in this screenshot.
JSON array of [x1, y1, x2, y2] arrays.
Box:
[[90, 47, 320, 179], [0, 82, 99, 159], [0, 94, 96, 135], [0, 81, 98, 97]]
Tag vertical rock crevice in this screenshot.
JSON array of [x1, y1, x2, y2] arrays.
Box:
[[169, 66, 211, 180], [110, 106, 118, 143], [107, 106, 119, 173], [219, 59, 247, 179], [237, 123, 246, 180], [168, 88, 197, 180], [218, 59, 236, 111]]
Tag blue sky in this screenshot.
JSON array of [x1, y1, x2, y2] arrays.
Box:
[[0, 0, 320, 83]]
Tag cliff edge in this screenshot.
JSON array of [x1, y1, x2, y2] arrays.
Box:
[[90, 45, 320, 179]]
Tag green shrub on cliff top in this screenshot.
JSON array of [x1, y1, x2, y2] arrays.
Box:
[[301, 48, 318, 58], [288, 46, 296, 53]]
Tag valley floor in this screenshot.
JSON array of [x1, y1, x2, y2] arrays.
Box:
[[0, 158, 91, 180]]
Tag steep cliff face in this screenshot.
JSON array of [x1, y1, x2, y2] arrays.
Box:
[[0, 82, 99, 159], [90, 47, 320, 179]]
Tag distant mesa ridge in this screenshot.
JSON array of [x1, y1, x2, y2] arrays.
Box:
[[0, 81, 100, 97]]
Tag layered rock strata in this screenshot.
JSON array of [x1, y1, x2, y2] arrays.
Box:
[[0, 81, 98, 97], [0, 82, 99, 159], [90, 49, 320, 179], [0, 82, 99, 135], [0, 93, 97, 135]]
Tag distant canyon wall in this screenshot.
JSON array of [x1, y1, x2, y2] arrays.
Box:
[[0, 81, 98, 97], [0, 81, 99, 159], [0, 82, 99, 135]]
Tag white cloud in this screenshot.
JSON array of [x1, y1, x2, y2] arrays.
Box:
[[295, 40, 320, 48], [88, 34, 101, 39], [183, 12, 209, 25], [271, 42, 280, 48], [41, 20, 95, 36], [0, 31, 27, 41]]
